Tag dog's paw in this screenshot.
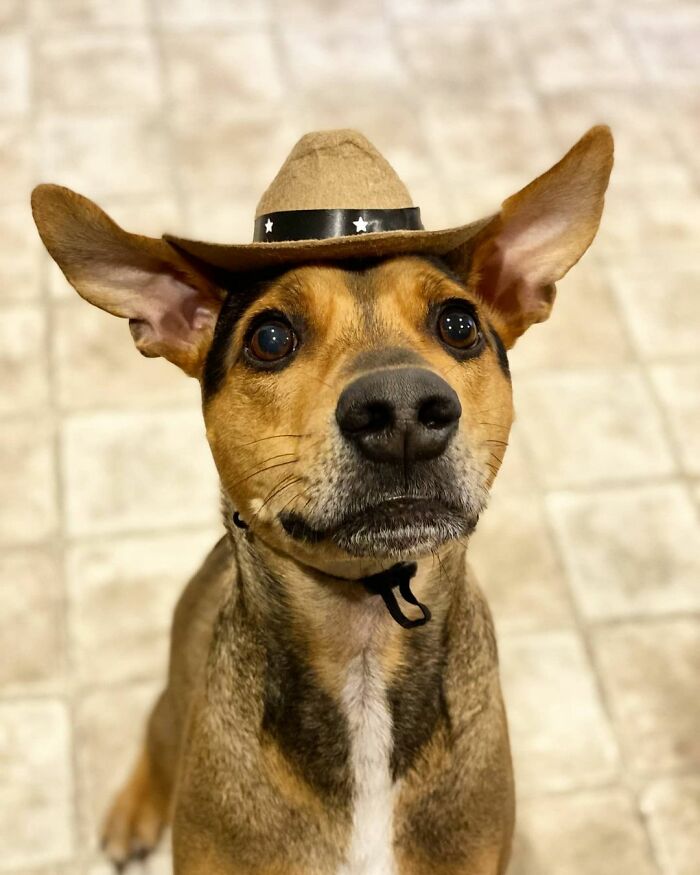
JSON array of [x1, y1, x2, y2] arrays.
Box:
[[101, 749, 169, 871]]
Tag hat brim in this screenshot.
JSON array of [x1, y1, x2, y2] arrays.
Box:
[[163, 218, 493, 275]]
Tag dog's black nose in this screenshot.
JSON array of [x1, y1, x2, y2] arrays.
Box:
[[336, 367, 461, 464]]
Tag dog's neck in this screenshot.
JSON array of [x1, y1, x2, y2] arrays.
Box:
[[229, 524, 464, 668]]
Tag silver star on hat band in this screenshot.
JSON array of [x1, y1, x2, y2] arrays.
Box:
[[353, 216, 368, 233], [264, 218, 273, 234]]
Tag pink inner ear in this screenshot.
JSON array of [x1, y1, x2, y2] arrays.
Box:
[[123, 271, 221, 369]]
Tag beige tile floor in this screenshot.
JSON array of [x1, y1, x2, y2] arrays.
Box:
[[0, 1, 698, 872]]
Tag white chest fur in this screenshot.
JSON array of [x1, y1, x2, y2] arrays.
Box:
[[336, 653, 397, 875]]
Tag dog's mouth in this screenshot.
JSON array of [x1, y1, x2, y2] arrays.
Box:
[[280, 496, 476, 558]]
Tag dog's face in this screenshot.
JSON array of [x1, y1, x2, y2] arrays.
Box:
[[202, 256, 512, 562], [31, 126, 612, 568]]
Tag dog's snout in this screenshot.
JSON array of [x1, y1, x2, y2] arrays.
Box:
[[335, 367, 461, 464]]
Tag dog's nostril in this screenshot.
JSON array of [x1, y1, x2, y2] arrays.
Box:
[[418, 395, 462, 430], [340, 399, 393, 435]]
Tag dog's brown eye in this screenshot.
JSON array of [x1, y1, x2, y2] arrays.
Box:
[[248, 320, 296, 362], [437, 306, 480, 350]]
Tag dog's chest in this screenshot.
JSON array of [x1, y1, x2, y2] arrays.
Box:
[[336, 653, 397, 875]]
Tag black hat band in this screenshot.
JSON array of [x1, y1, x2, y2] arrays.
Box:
[[254, 207, 423, 243]]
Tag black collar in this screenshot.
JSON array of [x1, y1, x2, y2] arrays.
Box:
[[361, 561, 431, 629], [232, 511, 431, 629]]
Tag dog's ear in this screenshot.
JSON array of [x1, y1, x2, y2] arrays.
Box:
[[31, 184, 223, 377], [449, 126, 614, 348]]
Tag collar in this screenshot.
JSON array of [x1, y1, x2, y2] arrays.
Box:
[[232, 511, 431, 629]]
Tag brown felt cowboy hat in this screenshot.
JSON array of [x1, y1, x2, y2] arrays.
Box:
[[160, 128, 490, 273]]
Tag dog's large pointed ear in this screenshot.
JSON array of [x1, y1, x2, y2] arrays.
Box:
[[31, 184, 223, 377], [448, 126, 614, 347]]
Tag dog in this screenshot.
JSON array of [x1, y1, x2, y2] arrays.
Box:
[[32, 126, 613, 875]]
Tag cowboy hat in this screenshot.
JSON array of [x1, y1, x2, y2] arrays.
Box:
[[163, 128, 493, 272]]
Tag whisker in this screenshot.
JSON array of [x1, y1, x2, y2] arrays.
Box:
[[477, 422, 510, 430], [473, 406, 511, 415], [230, 433, 309, 451], [249, 476, 306, 528], [230, 458, 298, 488], [233, 452, 299, 484]]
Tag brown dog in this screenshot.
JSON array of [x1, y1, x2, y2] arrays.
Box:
[[32, 126, 613, 875]]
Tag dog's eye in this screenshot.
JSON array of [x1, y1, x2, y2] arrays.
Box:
[[247, 320, 296, 362], [437, 305, 480, 350]]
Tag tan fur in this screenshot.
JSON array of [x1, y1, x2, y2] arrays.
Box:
[[30, 127, 613, 874]]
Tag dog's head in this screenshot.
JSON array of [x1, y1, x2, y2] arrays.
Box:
[[32, 127, 612, 569]]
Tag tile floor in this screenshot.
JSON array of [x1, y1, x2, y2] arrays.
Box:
[[0, 1, 698, 873]]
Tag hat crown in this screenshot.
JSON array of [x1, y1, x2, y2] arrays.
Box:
[[255, 129, 414, 218]]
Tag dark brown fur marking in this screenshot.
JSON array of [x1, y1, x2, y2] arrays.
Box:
[[260, 569, 353, 806]]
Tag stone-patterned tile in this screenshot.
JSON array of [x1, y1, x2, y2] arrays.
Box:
[[281, 20, 405, 92], [0, 418, 57, 546], [596, 185, 700, 255], [0, 0, 25, 27], [499, 631, 620, 795], [488, 423, 538, 497], [74, 682, 159, 850], [514, 14, 640, 93], [182, 185, 262, 244], [446, 173, 517, 224], [0, 304, 48, 415], [423, 98, 551, 192], [514, 368, 674, 489], [509, 261, 632, 373], [660, 87, 700, 180], [510, 788, 657, 875], [625, 7, 700, 83], [153, 0, 268, 26], [387, 0, 495, 17], [36, 32, 160, 112], [593, 619, 700, 775], [38, 115, 171, 200], [0, 202, 41, 302], [641, 776, 700, 875], [0, 33, 30, 117], [549, 484, 700, 621], [503, 0, 601, 10], [66, 528, 221, 686], [30, 0, 148, 28], [171, 107, 295, 196], [0, 548, 64, 692], [161, 31, 283, 112], [0, 700, 73, 869], [543, 89, 692, 191], [52, 298, 198, 409], [397, 20, 528, 104], [0, 121, 33, 204], [650, 362, 700, 476], [469, 494, 574, 635], [608, 257, 700, 360], [60, 409, 219, 537], [278, 0, 382, 24]]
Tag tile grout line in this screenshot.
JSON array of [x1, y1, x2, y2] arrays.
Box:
[[25, 11, 82, 870]]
